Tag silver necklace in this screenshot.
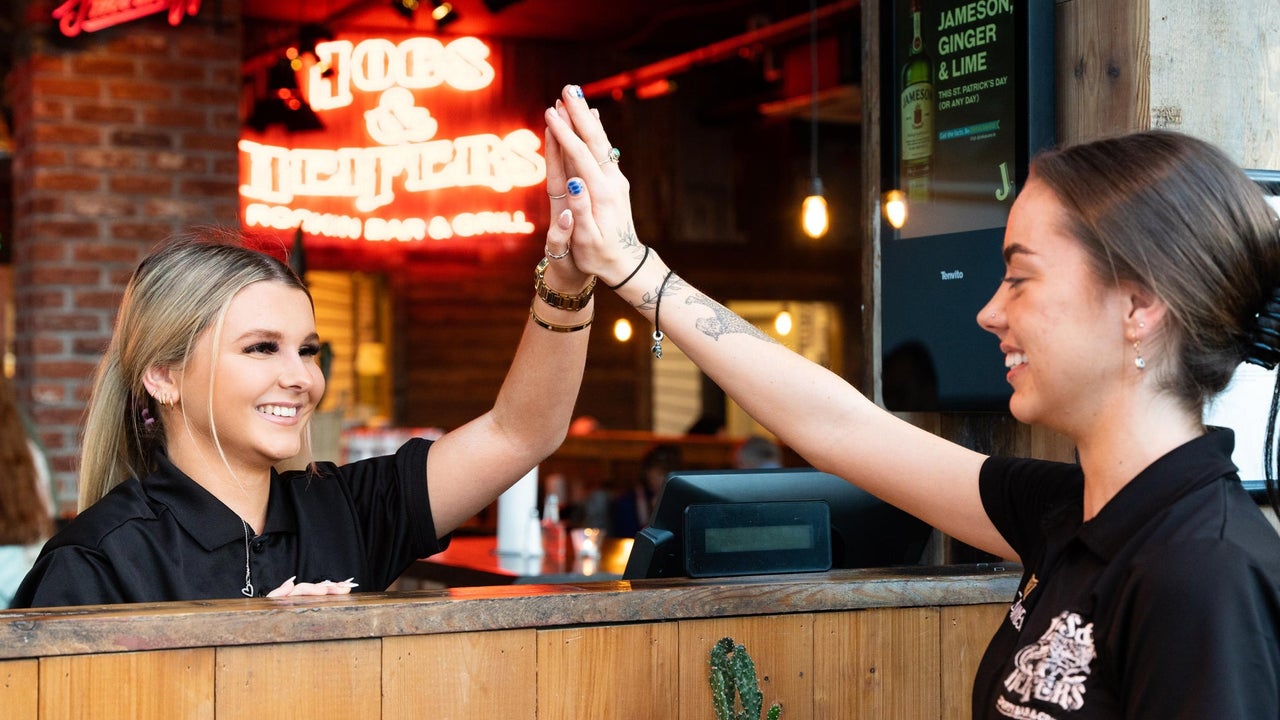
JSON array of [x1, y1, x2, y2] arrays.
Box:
[[240, 519, 254, 597]]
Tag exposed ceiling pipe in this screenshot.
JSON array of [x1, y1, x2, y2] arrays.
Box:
[[580, 0, 856, 100]]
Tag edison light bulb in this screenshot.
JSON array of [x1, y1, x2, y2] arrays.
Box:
[[802, 193, 829, 239], [613, 318, 633, 342], [774, 310, 793, 336], [884, 190, 908, 229]]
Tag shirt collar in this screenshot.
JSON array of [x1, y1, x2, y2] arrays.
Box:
[[1074, 428, 1239, 559], [141, 452, 299, 552]]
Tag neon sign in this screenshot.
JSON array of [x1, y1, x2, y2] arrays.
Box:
[[53, 0, 202, 38], [239, 35, 545, 245]]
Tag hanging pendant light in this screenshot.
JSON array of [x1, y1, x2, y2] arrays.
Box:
[[801, 0, 829, 239]]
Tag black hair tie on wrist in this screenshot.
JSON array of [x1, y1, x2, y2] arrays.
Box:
[[609, 246, 650, 291]]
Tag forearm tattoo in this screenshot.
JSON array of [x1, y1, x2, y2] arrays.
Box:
[[688, 292, 778, 344], [634, 275, 777, 344]]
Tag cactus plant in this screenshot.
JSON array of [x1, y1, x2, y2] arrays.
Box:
[[708, 637, 782, 720]]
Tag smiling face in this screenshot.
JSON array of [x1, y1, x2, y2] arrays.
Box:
[[977, 179, 1133, 434], [167, 280, 325, 480]]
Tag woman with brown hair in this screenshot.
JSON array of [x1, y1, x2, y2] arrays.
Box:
[[0, 374, 54, 608], [545, 84, 1280, 718]]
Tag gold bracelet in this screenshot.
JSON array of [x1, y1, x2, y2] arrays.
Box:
[[535, 257, 596, 312], [530, 302, 594, 333]]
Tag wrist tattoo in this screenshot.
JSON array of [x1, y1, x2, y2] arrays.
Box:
[[638, 273, 684, 311], [617, 223, 641, 253]]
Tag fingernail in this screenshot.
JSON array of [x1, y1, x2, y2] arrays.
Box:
[[555, 99, 563, 110], [558, 208, 572, 227], [570, 85, 584, 99], [568, 178, 584, 196]]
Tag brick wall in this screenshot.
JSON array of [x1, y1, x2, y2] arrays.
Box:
[[10, 5, 243, 512]]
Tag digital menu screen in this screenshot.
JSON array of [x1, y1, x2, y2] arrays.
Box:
[[892, 0, 1021, 239], [879, 0, 1054, 411]]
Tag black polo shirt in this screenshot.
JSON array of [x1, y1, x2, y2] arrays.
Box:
[[12, 438, 442, 608], [973, 429, 1280, 718]]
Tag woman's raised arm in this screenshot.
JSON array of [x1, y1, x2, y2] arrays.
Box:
[[544, 85, 1014, 560]]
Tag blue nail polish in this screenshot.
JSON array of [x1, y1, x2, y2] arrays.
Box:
[[568, 178, 584, 196], [571, 85, 584, 99]]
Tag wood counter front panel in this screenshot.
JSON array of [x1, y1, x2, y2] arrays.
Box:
[[215, 639, 380, 719], [39, 649, 214, 720], [2, 567, 1017, 718], [2, 605, 1005, 718], [940, 603, 1007, 720], [816, 607, 941, 719], [2, 659, 38, 720], [679, 615, 814, 720], [386, 629, 537, 720], [538, 623, 679, 720]]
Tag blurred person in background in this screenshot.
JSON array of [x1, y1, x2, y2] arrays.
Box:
[[609, 443, 682, 539], [734, 435, 782, 469], [0, 374, 55, 608]]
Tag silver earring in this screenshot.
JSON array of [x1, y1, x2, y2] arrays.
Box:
[[1133, 340, 1146, 370]]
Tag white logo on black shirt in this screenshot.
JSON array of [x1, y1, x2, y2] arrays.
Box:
[[1002, 610, 1095, 714], [1009, 573, 1038, 631]]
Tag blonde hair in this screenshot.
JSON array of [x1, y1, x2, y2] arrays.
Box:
[[78, 232, 310, 510]]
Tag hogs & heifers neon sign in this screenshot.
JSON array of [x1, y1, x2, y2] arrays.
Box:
[[239, 35, 545, 245]]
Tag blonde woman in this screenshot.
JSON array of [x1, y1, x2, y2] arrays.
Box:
[[14, 122, 595, 606]]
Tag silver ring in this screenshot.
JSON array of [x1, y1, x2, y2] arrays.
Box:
[[545, 244, 571, 260], [597, 147, 621, 166], [547, 191, 568, 199]]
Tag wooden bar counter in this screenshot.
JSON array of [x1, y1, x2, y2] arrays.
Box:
[[0, 564, 1018, 719]]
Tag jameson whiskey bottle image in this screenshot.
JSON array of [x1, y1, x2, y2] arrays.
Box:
[[900, 0, 935, 202]]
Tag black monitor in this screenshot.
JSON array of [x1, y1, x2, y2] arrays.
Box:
[[623, 468, 933, 580], [878, 0, 1056, 411]]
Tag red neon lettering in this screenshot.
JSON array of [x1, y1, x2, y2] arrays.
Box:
[[53, 0, 202, 38]]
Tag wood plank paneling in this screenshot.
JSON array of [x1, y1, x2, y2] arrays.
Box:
[[678, 615, 814, 720], [940, 603, 1008, 720], [215, 639, 379, 719], [1, 659, 38, 720], [384, 630, 536, 720], [1056, 0, 1150, 144], [38, 649, 214, 720], [537, 623, 679, 720], [815, 607, 941, 720]]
